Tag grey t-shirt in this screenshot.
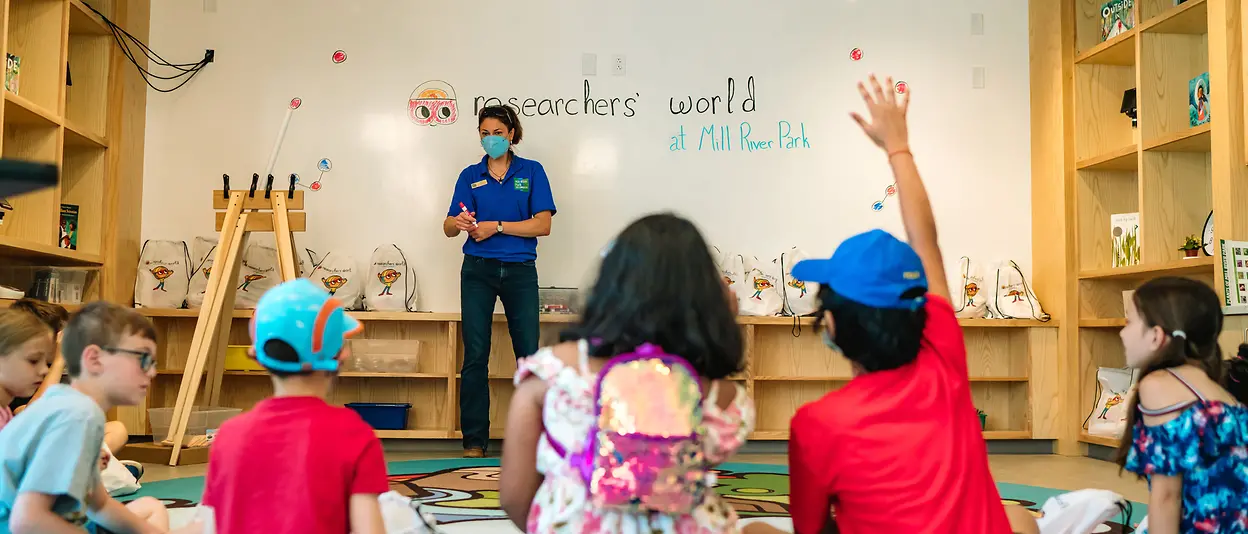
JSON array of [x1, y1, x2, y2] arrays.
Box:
[[0, 385, 105, 532]]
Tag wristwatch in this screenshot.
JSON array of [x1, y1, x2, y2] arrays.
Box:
[[496, 221, 504, 235]]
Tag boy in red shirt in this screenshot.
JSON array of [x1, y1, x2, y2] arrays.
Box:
[[201, 279, 388, 534], [763, 76, 1039, 534]]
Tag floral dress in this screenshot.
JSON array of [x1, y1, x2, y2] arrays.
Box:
[[1125, 369, 1248, 533], [514, 341, 756, 534]]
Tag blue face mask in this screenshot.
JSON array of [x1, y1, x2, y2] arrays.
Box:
[[481, 135, 510, 159]]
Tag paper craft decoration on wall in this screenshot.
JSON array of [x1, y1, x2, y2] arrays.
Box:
[[849, 48, 863, 61], [409, 80, 459, 126], [332, 50, 347, 64], [1111, 212, 1140, 268], [1189, 72, 1210, 127]]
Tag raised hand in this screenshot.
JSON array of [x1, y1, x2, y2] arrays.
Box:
[[849, 74, 910, 153]]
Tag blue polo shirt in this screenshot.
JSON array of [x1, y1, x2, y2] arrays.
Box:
[[447, 154, 557, 262]]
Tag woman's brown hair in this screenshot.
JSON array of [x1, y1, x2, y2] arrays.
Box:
[[478, 105, 524, 146], [1113, 277, 1239, 472]]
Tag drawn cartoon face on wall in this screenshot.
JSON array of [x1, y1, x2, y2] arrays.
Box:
[[409, 80, 458, 126]]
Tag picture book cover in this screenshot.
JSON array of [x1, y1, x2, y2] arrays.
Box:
[[59, 204, 78, 250], [1220, 239, 1248, 306], [4, 54, 19, 94], [1190, 72, 1210, 127], [1111, 212, 1140, 268], [1101, 0, 1134, 41]]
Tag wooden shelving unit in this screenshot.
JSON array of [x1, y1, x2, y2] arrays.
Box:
[[129, 310, 1060, 442], [0, 0, 124, 301], [1066, 0, 1239, 456]]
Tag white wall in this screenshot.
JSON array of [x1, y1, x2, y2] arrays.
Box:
[[142, 0, 1032, 311]]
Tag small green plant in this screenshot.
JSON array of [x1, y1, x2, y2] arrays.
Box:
[[1179, 234, 1201, 251]]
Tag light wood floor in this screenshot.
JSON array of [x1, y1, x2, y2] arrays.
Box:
[[141, 452, 1148, 503]]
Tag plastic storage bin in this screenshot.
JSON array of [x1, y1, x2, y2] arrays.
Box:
[[538, 286, 579, 314], [345, 402, 411, 430], [347, 340, 422, 373], [223, 345, 264, 372], [147, 406, 241, 439]]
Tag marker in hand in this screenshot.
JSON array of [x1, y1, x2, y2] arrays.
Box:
[[459, 202, 478, 228]]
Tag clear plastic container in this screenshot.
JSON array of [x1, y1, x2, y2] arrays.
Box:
[[148, 406, 241, 439]]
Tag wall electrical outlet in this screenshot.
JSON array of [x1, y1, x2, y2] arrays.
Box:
[[971, 13, 984, 35], [612, 55, 626, 76]]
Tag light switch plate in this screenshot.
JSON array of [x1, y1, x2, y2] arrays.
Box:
[[582, 53, 597, 76], [971, 13, 984, 35], [972, 66, 986, 88]]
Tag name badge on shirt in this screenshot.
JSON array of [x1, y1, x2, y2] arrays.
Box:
[[470, 179, 488, 189], [514, 178, 530, 192]]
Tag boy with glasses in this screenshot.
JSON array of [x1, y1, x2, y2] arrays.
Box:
[[0, 301, 196, 534]]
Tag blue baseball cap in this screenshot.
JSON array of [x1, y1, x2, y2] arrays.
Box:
[[791, 229, 928, 310], [250, 278, 362, 373]]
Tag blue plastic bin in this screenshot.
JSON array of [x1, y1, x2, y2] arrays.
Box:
[[345, 402, 411, 430]]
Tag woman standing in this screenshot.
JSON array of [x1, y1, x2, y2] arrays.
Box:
[[444, 105, 556, 458]]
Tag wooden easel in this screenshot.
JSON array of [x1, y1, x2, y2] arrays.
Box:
[[159, 174, 306, 465]]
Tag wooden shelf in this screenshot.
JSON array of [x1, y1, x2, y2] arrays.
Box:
[[957, 318, 1058, 328], [1075, 29, 1137, 65], [1140, 0, 1207, 35], [1079, 318, 1127, 328], [64, 121, 107, 148], [0, 236, 104, 266], [752, 375, 1028, 382], [157, 369, 447, 379], [0, 298, 83, 311], [68, 0, 110, 35], [1143, 123, 1211, 152], [1079, 431, 1122, 448], [375, 430, 451, 439], [1075, 144, 1139, 171], [1078, 256, 1215, 280], [3, 91, 61, 127]]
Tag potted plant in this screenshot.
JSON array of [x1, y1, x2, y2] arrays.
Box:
[[976, 409, 987, 430], [1179, 234, 1201, 259]]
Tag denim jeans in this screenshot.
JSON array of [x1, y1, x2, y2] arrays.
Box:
[[460, 255, 540, 450]]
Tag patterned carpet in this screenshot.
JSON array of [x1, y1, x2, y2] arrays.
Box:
[[128, 459, 1148, 533]]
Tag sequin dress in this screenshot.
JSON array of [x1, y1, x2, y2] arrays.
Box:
[[514, 342, 756, 534], [1124, 369, 1248, 533]]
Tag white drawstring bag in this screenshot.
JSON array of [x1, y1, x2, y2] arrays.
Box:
[[1086, 367, 1138, 438], [714, 247, 747, 312], [186, 236, 218, 308], [738, 255, 783, 316], [304, 249, 363, 310], [778, 247, 819, 316], [233, 243, 279, 309], [135, 240, 191, 308], [1034, 489, 1130, 534], [988, 260, 1051, 321], [952, 256, 990, 319], [379, 491, 445, 533], [101, 444, 140, 497], [363, 245, 418, 311]]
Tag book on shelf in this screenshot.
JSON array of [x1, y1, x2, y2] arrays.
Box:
[[1190, 73, 1210, 127], [4, 54, 19, 94], [1221, 240, 1248, 306], [1101, 0, 1134, 41], [59, 204, 78, 250], [1111, 213, 1140, 268]]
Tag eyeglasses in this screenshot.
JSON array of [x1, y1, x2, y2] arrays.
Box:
[[103, 347, 157, 371]]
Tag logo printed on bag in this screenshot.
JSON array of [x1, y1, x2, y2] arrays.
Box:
[[150, 266, 174, 292], [1005, 287, 1024, 303], [965, 282, 981, 305], [377, 269, 401, 296], [723, 275, 734, 286], [322, 275, 348, 295], [202, 266, 211, 280], [751, 277, 773, 300], [1098, 394, 1123, 419], [238, 274, 264, 291], [787, 279, 807, 298]]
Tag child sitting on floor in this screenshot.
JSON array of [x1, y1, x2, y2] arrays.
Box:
[[1114, 277, 1247, 533], [499, 212, 755, 533], [0, 309, 54, 432], [0, 301, 184, 534], [200, 279, 388, 534], [746, 75, 1037, 534]]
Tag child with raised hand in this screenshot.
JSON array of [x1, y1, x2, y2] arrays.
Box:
[[751, 75, 1038, 534], [1115, 277, 1247, 533], [499, 213, 755, 533], [0, 301, 183, 534], [0, 309, 54, 431], [200, 278, 388, 534]]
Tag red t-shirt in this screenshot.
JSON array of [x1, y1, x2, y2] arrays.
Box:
[[201, 396, 389, 534], [788, 295, 1011, 534]]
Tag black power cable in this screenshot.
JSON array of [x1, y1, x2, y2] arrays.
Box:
[[79, 1, 212, 93]]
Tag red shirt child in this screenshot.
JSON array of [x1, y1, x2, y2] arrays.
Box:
[[200, 279, 387, 534], [788, 294, 1011, 534]]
